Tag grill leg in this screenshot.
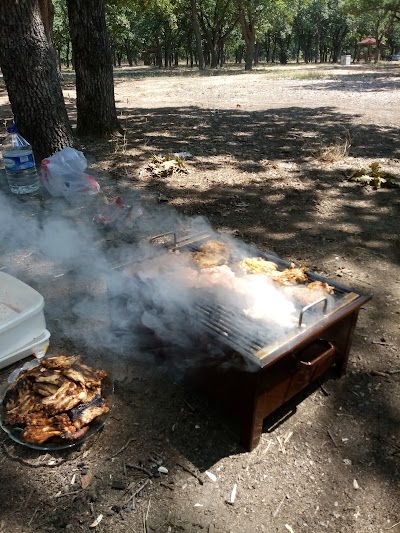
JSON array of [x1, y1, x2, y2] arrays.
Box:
[[240, 399, 264, 452], [334, 311, 360, 377]]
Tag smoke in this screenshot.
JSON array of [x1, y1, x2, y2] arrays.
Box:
[[0, 190, 336, 373]]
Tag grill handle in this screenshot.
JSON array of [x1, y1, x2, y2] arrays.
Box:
[[298, 340, 335, 367], [149, 232, 177, 247], [298, 297, 328, 327]]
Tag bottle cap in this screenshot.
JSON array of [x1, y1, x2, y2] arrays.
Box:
[[7, 123, 17, 133]]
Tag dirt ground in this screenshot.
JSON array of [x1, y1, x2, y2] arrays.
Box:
[[0, 63, 399, 533]]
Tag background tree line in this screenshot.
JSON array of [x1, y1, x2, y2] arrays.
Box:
[[54, 0, 400, 71]]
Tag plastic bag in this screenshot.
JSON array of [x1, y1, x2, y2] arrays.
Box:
[[41, 147, 99, 198]]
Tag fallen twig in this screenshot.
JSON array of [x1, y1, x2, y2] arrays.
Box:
[[28, 508, 39, 527], [126, 463, 153, 477], [54, 490, 82, 499], [160, 482, 174, 491], [176, 462, 204, 485], [262, 440, 275, 454], [145, 498, 151, 532], [372, 341, 394, 347], [370, 370, 390, 378], [371, 369, 400, 377], [273, 495, 287, 517], [89, 515, 103, 529], [284, 432, 293, 445], [327, 429, 339, 449], [19, 488, 35, 511], [227, 483, 237, 505], [318, 381, 329, 396], [108, 437, 136, 459], [124, 479, 150, 506], [276, 435, 286, 453], [387, 520, 400, 530]]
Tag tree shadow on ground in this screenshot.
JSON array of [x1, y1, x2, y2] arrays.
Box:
[[303, 72, 400, 92], [100, 105, 400, 163], [80, 105, 399, 270]]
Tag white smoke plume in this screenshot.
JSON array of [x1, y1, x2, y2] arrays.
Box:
[[0, 190, 336, 372]]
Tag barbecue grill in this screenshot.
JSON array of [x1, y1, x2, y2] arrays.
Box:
[[109, 231, 370, 451]]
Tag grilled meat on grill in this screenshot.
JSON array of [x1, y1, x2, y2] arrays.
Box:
[[307, 281, 334, 294], [286, 280, 335, 307], [272, 267, 308, 286], [238, 258, 278, 275], [2, 356, 110, 445], [237, 258, 307, 285], [192, 240, 230, 269]]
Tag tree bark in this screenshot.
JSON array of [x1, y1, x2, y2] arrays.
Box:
[[38, 0, 54, 43], [67, 0, 120, 136], [192, 0, 205, 70], [0, 0, 73, 162], [236, 1, 256, 70]]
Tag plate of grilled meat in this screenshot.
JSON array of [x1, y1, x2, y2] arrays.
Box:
[[0, 355, 113, 450]]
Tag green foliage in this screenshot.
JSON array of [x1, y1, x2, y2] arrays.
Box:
[[53, 0, 400, 68], [346, 162, 400, 189]]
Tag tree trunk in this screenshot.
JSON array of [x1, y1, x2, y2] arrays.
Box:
[[191, 0, 205, 70], [126, 45, 134, 67], [236, 1, 256, 70], [315, 28, 321, 63], [67, 0, 120, 136], [210, 47, 218, 68], [0, 0, 73, 162], [66, 39, 70, 68], [38, 0, 54, 43], [245, 41, 255, 70]]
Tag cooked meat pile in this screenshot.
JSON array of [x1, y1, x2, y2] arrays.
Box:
[[2, 355, 110, 445], [192, 246, 334, 295]]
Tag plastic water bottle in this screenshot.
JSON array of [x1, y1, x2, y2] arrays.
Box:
[[2, 124, 40, 194]]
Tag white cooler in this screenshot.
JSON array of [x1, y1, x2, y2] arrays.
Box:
[[0, 272, 50, 369]]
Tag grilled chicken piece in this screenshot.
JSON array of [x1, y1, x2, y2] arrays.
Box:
[[70, 394, 109, 429], [41, 355, 82, 369], [32, 382, 60, 397], [72, 405, 109, 430], [35, 369, 64, 386], [191, 240, 230, 269], [191, 251, 228, 269], [196, 265, 236, 289], [5, 391, 43, 425], [238, 258, 278, 275], [63, 425, 90, 441], [3, 375, 32, 410], [307, 281, 334, 294], [200, 240, 229, 256], [62, 362, 107, 389], [41, 381, 88, 414], [272, 267, 308, 286], [22, 413, 76, 444], [286, 286, 323, 307]]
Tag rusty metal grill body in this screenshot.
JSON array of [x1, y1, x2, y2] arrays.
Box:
[[110, 232, 370, 451]]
